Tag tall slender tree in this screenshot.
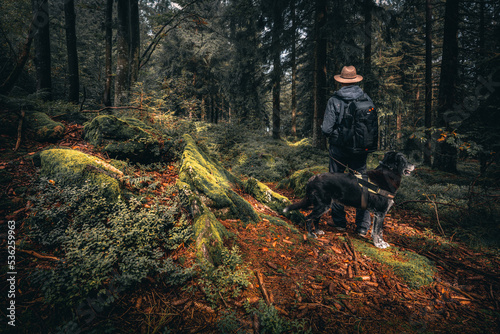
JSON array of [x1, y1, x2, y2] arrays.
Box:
[[104, 0, 113, 106], [433, 0, 460, 172], [271, 1, 284, 140], [424, 0, 433, 165], [363, 0, 373, 95], [115, 0, 130, 106], [64, 0, 79, 103], [291, 0, 297, 138], [130, 0, 140, 83], [32, 0, 52, 100], [312, 0, 327, 149]]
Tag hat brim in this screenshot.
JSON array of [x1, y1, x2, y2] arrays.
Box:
[[334, 74, 363, 83]]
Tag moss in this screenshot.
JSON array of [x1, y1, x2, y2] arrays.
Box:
[[179, 134, 258, 223], [83, 115, 163, 162], [25, 111, 66, 142], [244, 177, 290, 212], [39, 148, 121, 201], [277, 166, 328, 198], [350, 238, 436, 289], [260, 214, 300, 234]]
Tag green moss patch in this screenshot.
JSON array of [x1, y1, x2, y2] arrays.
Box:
[[277, 166, 328, 198], [84, 115, 165, 162], [39, 148, 121, 201], [179, 134, 259, 223], [25, 111, 66, 142], [351, 238, 436, 289]]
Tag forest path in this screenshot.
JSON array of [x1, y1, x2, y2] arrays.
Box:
[[217, 181, 500, 333]]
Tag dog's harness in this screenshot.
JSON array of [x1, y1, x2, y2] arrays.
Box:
[[329, 153, 396, 209], [356, 174, 395, 210]]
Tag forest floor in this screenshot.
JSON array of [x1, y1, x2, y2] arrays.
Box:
[[1, 122, 500, 333]]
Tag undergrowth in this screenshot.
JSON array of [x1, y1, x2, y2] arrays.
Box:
[[26, 179, 193, 310]]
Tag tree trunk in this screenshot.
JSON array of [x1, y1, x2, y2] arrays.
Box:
[[104, 0, 113, 106], [64, 0, 79, 103], [363, 0, 373, 95], [0, 21, 35, 94], [130, 0, 140, 84], [433, 0, 460, 173], [424, 0, 433, 166], [312, 0, 327, 149], [32, 0, 52, 100], [115, 0, 131, 106], [291, 0, 297, 138], [271, 1, 283, 140]]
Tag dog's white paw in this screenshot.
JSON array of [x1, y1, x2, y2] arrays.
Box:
[[308, 232, 318, 239], [374, 240, 390, 249], [315, 230, 325, 236]]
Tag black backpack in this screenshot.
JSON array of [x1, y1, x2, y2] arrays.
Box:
[[337, 95, 378, 153]]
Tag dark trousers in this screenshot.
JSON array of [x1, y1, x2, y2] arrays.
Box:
[[328, 146, 371, 230]]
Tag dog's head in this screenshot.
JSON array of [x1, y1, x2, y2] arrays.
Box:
[[380, 152, 415, 176]]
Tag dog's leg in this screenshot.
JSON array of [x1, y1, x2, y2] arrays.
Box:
[[306, 204, 327, 238], [372, 200, 394, 249]]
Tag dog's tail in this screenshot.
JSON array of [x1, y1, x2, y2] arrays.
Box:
[[283, 198, 310, 214]]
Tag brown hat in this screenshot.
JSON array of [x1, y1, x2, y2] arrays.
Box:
[[334, 66, 363, 83]]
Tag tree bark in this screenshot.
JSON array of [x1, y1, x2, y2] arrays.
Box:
[[104, 0, 113, 106], [271, 1, 283, 140], [433, 0, 460, 173], [312, 0, 327, 149], [130, 0, 140, 84], [64, 0, 79, 103], [424, 0, 433, 166], [32, 0, 52, 100], [363, 0, 373, 95], [0, 21, 35, 95], [291, 0, 297, 138], [115, 0, 131, 106]]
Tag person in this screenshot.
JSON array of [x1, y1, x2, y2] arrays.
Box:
[[321, 65, 375, 237]]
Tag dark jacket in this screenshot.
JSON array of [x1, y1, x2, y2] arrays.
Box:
[[321, 85, 373, 148]]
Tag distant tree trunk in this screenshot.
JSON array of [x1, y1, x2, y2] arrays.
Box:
[[363, 0, 373, 95], [433, 0, 460, 173], [104, 0, 113, 106], [0, 22, 35, 94], [312, 0, 327, 149], [64, 0, 79, 103], [32, 0, 52, 100], [115, 0, 131, 106], [424, 0, 433, 166], [130, 0, 140, 84], [271, 1, 283, 140], [291, 0, 297, 138]]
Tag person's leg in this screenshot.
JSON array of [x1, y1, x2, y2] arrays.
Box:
[[329, 146, 347, 230], [349, 153, 371, 235]]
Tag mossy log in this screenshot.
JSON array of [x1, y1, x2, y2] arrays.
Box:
[[244, 177, 305, 226], [25, 111, 66, 142], [179, 134, 259, 223], [39, 148, 122, 201], [177, 134, 260, 262]]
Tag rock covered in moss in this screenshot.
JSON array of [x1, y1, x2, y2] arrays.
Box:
[[39, 148, 122, 200], [83, 115, 168, 163], [25, 111, 65, 142]]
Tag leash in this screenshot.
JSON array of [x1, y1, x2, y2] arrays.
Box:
[[328, 151, 395, 209], [328, 152, 362, 176]]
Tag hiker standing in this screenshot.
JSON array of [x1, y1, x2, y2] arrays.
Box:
[[321, 65, 378, 236]]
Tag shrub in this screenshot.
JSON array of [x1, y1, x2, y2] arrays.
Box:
[[27, 179, 193, 309]]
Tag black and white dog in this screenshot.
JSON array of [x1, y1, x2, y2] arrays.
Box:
[[283, 152, 414, 249]]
